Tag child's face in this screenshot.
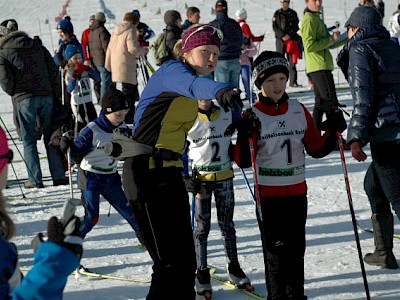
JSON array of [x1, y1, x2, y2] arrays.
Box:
[[198, 99, 211, 111], [70, 53, 82, 65], [175, 18, 182, 27], [260, 72, 287, 102], [106, 109, 129, 126], [189, 12, 200, 24], [183, 45, 220, 76]]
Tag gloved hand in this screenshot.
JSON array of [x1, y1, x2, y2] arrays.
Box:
[[216, 88, 244, 112], [72, 64, 89, 80], [47, 216, 83, 259], [59, 131, 74, 153], [257, 35, 265, 41], [238, 116, 261, 138], [183, 175, 201, 194], [321, 108, 347, 133]]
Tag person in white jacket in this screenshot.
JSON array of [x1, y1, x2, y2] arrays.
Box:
[[105, 12, 148, 123]]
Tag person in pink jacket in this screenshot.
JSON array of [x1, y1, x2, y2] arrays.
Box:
[[239, 37, 257, 103], [105, 12, 149, 123]]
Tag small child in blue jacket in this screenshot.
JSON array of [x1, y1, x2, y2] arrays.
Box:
[[61, 88, 144, 245]]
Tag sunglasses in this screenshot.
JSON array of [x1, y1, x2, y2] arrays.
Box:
[[182, 25, 223, 51], [0, 149, 13, 164]]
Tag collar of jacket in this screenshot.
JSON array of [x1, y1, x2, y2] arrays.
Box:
[[304, 8, 321, 15], [258, 92, 289, 106]]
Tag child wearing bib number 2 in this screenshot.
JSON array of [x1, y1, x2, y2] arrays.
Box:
[[234, 51, 347, 300], [182, 99, 251, 297]]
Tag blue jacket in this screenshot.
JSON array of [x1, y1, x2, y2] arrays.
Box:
[[54, 36, 85, 67], [12, 242, 79, 300], [133, 60, 230, 147], [337, 24, 400, 145], [74, 110, 124, 190], [209, 12, 243, 60], [0, 236, 19, 299]]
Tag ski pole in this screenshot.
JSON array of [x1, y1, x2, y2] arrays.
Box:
[[9, 161, 26, 199], [191, 168, 198, 231], [239, 167, 255, 202], [0, 116, 39, 185], [249, 132, 262, 221], [337, 133, 371, 300], [63, 131, 74, 199]]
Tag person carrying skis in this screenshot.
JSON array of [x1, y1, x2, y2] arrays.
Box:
[[60, 88, 144, 246], [64, 44, 99, 133], [234, 51, 347, 300], [182, 99, 251, 298], [121, 24, 243, 300], [337, 5, 400, 269]]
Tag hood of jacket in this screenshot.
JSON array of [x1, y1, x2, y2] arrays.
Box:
[[337, 24, 390, 80], [112, 21, 134, 36], [0, 31, 32, 49]]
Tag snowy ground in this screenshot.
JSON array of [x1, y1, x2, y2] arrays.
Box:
[[1, 0, 399, 299]]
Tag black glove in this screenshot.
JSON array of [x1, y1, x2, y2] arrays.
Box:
[[183, 175, 201, 194], [47, 216, 83, 259], [227, 109, 261, 138], [104, 141, 122, 157], [59, 131, 74, 153], [216, 88, 244, 112], [321, 108, 347, 133]]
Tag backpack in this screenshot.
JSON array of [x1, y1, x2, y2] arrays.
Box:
[[151, 30, 169, 66]]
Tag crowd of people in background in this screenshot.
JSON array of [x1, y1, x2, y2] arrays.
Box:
[[0, 0, 399, 299]]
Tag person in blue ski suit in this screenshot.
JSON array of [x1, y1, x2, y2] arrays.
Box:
[[121, 24, 243, 299], [60, 88, 144, 245], [0, 125, 82, 300]]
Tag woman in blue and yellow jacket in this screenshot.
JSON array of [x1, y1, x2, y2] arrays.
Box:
[[122, 24, 243, 299]]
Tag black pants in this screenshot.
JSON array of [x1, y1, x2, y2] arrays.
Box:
[[308, 70, 339, 130], [259, 194, 308, 300], [364, 140, 400, 218], [123, 157, 196, 299], [121, 82, 139, 124]]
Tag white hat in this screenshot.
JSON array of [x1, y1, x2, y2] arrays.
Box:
[[235, 8, 247, 20]]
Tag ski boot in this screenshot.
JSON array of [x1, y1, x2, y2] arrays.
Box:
[[195, 267, 212, 299], [227, 262, 254, 292]]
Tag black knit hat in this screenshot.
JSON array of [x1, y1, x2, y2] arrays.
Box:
[[345, 6, 382, 28], [215, 0, 228, 11], [101, 88, 130, 114], [252, 51, 289, 89]]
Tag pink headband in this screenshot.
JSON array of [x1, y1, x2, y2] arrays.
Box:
[[181, 25, 222, 53]]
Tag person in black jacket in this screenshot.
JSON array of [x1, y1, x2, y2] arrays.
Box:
[[210, 0, 243, 88], [272, 0, 302, 87], [163, 10, 182, 63], [337, 5, 400, 270], [0, 22, 68, 188]]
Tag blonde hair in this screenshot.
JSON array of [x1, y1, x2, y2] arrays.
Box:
[[173, 39, 184, 60], [0, 192, 16, 240]]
